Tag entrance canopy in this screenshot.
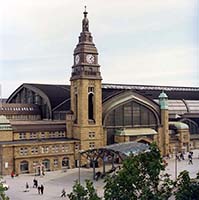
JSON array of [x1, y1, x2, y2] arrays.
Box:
[[105, 142, 149, 156], [80, 142, 149, 162], [80, 142, 149, 180]]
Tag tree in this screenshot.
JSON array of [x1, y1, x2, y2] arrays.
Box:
[[67, 180, 101, 200], [174, 170, 199, 200], [0, 183, 9, 200], [104, 143, 174, 200]]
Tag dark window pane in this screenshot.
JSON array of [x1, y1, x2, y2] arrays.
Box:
[[133, 102, 140, 125], [124, 103, 132, 126], [115, 106, 123, 126]]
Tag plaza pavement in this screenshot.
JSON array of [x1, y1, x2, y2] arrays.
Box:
[[4, 149, 199, 200]]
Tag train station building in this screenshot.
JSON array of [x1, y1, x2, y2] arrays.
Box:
[[0, 10, 199, 175]]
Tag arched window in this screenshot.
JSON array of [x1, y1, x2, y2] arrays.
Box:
[[105, 101, 157, 128], [20, 160, 29, 173], [104, 100, 158, 144], [42, 159, 50, 171], [75, 93, 78, 123], [62, 157, 69, 168], [88, 93, 94, 120]]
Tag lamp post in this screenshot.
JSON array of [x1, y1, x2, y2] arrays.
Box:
[[78, 150, 83, 184], [174, 146, 178, 180], [78, 151, 81, 183]]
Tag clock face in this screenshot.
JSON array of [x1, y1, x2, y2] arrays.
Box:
[[86, 54, 95, 64], [75, 55, 80, 64]]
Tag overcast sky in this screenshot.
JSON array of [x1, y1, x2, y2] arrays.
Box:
[[0, 0, 198, 98]]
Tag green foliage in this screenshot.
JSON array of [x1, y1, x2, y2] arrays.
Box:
[[67, 180, 101, 200], [0, 183, 9, 200], [0, 177, 9, 200], [104, 143, 174, 200], [174, 170, 199, 200], [68, 144, 199, 200]]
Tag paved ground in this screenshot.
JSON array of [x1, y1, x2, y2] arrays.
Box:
[[4, 149, 199, 200]]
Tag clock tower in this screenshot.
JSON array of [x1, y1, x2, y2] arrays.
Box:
[[70, 8, 104, 152]]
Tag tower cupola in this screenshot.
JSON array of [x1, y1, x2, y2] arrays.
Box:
[[70, 7, 102, 81]]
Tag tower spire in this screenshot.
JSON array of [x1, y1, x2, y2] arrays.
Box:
[[82, 6, 89, 32]]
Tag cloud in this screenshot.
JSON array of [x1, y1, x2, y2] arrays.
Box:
[[0, 0, 198, 98]]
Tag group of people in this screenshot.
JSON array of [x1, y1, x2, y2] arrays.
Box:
[[24, 178, 44, 194], [175, 152, 185, 161], [33, 178, 44, 195], [25, 177, 66, 197], [175, 151, 194, 164]]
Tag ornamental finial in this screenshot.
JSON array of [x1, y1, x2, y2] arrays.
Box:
[[84, 5, 88, 17], [82, 5, 89, 31]]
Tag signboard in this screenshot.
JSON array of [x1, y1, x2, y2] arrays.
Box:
[[5, 162, 8, 168]]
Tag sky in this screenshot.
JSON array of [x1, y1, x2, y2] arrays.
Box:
[[0, 0, 198, 98]]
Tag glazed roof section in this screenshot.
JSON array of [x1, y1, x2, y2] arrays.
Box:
[[26, 83, 71, 109], [7, 83, 199, 113], [102, 83, 199, 100], [104, 141, 149, 156]]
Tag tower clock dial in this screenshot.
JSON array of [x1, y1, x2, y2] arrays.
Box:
[[86, 54, 95, 64], [75, 55, 80, 64]]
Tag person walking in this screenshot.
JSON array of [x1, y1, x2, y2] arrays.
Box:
[[11, 171, 15, 178], [37, 186, 41, 194], [33, 178, 38, 188], [188, 153, 193, 164], [25, 182, 29, 192], [61, 189, 66, 197], [40, 184, 44, 195]]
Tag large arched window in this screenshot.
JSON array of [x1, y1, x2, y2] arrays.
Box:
[[105, 101, 157, 128], [20, 160, 29, 173], [104, 100, 158, 144]]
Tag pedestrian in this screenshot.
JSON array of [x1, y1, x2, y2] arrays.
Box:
[[33, 178, 37, 188], [35, 179, 38, 188], [40, 184, 44, 195], [38, 186, 41, 194], [33, 178, 36, 188], [25, 182, 29, 192], [180, 152, 184, 160], [61, 189, 66, 197], [188, 153, 193, 164], [11, 171, 14, 178], [188, 157, 193, 165]]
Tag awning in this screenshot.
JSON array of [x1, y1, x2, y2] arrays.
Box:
[[116, 128, 157, 136]]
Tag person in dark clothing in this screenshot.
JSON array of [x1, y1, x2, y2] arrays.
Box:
[[61, 189, 66, 197], [38, 186, 41, 194], [25, 182, 29, 192], [188, 153, 193, 164], [40, 184, 44, 195], [33, 178, 38, 188], [35, 179, 38, 188]]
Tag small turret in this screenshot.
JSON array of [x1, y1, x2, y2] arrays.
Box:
[[159, 91, 168, 110]]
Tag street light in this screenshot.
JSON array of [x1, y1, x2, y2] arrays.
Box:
[[78, 150, 84, 184], [173, 146, 178, 180]]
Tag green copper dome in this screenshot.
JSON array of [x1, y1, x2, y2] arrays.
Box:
[[159, 91, 168, 110], [158, 91, 168, 99], [169, 121, 189, 130]]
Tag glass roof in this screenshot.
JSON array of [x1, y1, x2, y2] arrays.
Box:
[[104, 142, 149, 156]]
